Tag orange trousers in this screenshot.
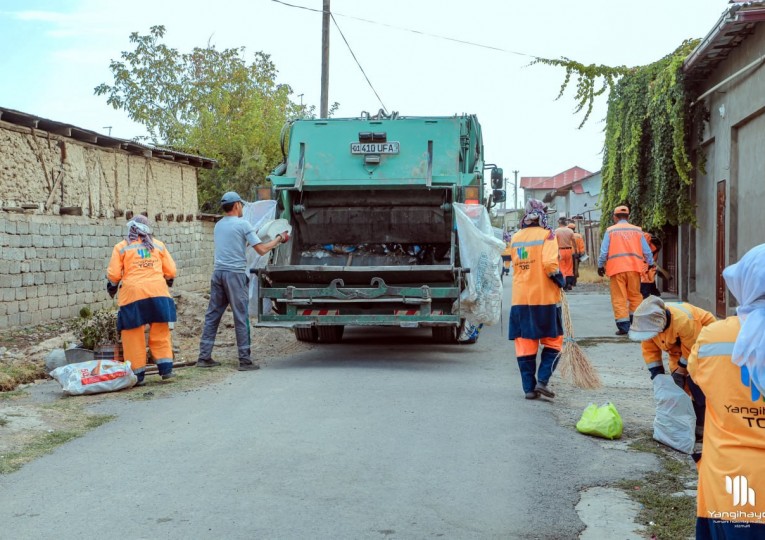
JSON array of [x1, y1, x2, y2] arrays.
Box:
[[515, 335, 564, 357], [559, 248, 574, 278], [609, 271, 642, 324], [121, 323, 173, 373]]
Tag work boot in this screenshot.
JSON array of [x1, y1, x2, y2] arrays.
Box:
[[535, 382, 555, 398], [196, 359, 221, 368], [161, 372, 176, 382], [525, 391, 539, 400], [615, 329, 628, 336], [238, 362, 260, 371]]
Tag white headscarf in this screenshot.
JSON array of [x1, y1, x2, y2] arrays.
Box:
[[723, 243, 765, 399]]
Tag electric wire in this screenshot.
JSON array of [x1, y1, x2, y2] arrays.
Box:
[[330, 13, 388, 113], [270, 0, 537, 59]]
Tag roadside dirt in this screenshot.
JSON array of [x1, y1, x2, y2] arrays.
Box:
[[0, 287, 310, 471]]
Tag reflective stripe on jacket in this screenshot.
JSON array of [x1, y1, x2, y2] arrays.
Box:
[[600, 221, 652, 276], [687, 317, 765, 521], [642, 303, 716, 373]]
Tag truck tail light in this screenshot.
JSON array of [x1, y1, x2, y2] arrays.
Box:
[[464, 186, 480, 204]]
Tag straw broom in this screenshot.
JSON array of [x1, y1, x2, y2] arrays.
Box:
[[557, 291, 602, 389]]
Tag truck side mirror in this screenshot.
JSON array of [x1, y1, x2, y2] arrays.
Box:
[[492, 189, 506, 203], [491, 167, 503, 189]]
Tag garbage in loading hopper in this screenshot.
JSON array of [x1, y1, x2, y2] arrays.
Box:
[[300, 243, 449, 265], [243, 201, 278, 316]]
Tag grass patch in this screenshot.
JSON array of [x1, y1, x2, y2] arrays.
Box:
[[0, 412, 115, 475], [575, 336, 630, 347], [617, 434, 696, 539], [0, 389, 27, 401], [0, 360, 48, 392], [577, 265, 610, 285]]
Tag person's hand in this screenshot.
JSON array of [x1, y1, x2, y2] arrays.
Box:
[[277, 231, 290, 243], [597, 267, 606, 277], [549, 272, 565, 288], [648, 366, 665, 380], [671, 369, 688, 389], [106, 282, 119, 299], [165, 278, 174, 288]]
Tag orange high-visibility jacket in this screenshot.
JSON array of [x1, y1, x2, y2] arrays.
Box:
[[640, 232, 659, 284], [642, 302, 716, 373], [573, 232, 585, 256], [688, 317, 765, 523], [602, 221, 651, 276], [508, 226, 562, 339], [107, 239, 176, 306]]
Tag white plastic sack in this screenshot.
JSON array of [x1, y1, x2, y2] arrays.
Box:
[[652, 374, 696, 454], [50, 360, 137, 396], [243, 201, 278, 316], [452, 203, 506, 325]]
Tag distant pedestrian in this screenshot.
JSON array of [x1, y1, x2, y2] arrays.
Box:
[[107, 215, 177, 386], [196, 192, 287, 371], [554, 217, 575, 291], [567, 222, 585, 287], [508, 199, 565, 400], [597, 205, 654, 335], [629, 295, 715, 440], [688, 244, 765, 539], [640, 232, 662, 298]]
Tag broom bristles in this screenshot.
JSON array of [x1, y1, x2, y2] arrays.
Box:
[[558, 292, 602, 389]]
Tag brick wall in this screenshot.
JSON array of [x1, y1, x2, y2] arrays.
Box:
[[0, 213, 214, 329]]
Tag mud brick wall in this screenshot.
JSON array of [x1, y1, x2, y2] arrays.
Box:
[[0, 119, 217, 330], [0, 213, 214, 329]]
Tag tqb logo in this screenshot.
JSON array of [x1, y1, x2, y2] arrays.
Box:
[[726, 475, 756, 506]]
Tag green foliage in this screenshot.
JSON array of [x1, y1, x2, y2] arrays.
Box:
[[70, 308, 119, 350], [530, 57, 629, 128], [95, 26, 309, 210], [600, 40, 706, 233], [534, 41, 708, 234]]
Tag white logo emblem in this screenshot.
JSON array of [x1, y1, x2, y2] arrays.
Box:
[[726, 475, 756, 507]]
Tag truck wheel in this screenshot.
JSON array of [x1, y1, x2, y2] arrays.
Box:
[[294, 326, 319, 342], [318, 325, 344, 343], [432, 326, 457, 344]]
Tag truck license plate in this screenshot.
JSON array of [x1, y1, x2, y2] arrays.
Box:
[[350, 142, 400, 154]]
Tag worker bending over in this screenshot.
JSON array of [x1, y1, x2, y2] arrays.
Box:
[[554, 217, 575, 291], [629, 295, 715, 439], [597, 205, 654, 335], [640, 232, 662, 298]]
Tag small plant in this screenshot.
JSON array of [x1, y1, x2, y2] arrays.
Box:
[[70, 308, 119, 350]]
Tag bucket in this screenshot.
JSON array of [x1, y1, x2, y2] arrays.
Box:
[[94, 343, 123, 363], [64, 348, 95, 364]]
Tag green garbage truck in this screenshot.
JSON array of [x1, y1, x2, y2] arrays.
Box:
[[255, 112, 503, 343]]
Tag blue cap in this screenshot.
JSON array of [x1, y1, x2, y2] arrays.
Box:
[[220, 191, 243, 205]]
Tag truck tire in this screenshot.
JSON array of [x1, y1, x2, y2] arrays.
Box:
[[432, 326, 457, 344], [317, 325, 344, 343], [294, 326, 319, 342]]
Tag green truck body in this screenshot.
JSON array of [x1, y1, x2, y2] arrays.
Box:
[[256, 113, 490, 343]]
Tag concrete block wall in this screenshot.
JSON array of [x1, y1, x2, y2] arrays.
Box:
[[0, 213, 214, 329]]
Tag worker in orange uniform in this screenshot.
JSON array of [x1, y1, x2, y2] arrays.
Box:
[[501, 236, 513, 279], [640, 232, 662, 298], [567, 222, 585, 287], [107, 215, 177, 386], [597, 205, 654, 335], [554, 217, 575, 291], [508, 199, 565, 400], [688, 244, 765, 539], [629, 295, 715, 439]]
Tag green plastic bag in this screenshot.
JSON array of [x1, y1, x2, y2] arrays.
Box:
[[575, 402, 623, 440]]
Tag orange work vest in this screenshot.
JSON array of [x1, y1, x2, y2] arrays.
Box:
[[509, 226, 561, 307], [604, 222, 646, 276], [640, 232, 658, 283]]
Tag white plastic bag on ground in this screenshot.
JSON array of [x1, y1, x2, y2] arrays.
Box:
[[652, 374, 696, 453], [452, 203, 506, 325], [243, 201, 278, 316], [50, 360, 137, 395]]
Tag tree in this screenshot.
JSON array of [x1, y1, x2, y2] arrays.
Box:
[[95, 25, 306, 210]]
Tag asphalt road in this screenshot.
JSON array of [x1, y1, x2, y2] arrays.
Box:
[[0, 284, 655, 540]]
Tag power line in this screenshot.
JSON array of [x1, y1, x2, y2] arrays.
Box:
[[270, 0, 538, 59], [330, 13, 388, 113]]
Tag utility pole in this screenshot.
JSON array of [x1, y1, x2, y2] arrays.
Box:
[[503, 177, 508, 210], [320, 0, 330, 118], [512, 169, 519, 209]]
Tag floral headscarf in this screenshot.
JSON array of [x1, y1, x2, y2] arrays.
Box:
[[723, 243, 765, 401], [126, 214, 155, 251], [520, 198, 554, 239]]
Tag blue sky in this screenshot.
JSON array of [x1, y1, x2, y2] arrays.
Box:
[[0, 0, 731, 183]]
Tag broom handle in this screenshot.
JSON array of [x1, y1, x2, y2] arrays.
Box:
[[560, 291, 575, 339]]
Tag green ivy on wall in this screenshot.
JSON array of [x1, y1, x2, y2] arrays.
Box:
[[535, 40, 708, 235]]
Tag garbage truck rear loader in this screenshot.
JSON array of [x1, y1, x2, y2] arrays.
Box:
[[256, 113, 501, 343]]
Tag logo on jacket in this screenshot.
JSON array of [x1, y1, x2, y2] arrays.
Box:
[[516, 247, 529, 260], [726, 475, 756, 507], [137, 248, 151, 259]]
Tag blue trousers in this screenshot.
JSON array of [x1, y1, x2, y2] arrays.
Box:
[[516, 347, 560, 394], [198, 270, 252, 365]]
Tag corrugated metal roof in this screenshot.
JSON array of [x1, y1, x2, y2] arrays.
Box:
[[684, 2, 765, 80], [520, 166, 592, 190], [0, 106, 216, 169]]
